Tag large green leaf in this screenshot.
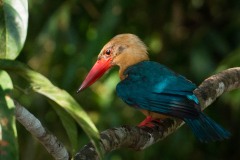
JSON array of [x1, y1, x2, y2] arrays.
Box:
[[0, 0, 28, 59], [0, 71, 18, 160], [0, 59, 102, 157]]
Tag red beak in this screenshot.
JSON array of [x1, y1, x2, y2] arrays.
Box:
[[77, 58, 112, 93]]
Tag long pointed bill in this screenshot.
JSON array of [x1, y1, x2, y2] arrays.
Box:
[[77, 58, 112, 93]]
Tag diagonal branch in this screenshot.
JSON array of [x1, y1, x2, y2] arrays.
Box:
[[74, 67, 240, 160], [14, 101, 69, 160]]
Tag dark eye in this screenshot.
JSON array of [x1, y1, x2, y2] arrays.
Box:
[[105, 49, 111, 55]]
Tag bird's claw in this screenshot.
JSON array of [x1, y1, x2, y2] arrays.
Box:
[[138, 116, 162, 128]]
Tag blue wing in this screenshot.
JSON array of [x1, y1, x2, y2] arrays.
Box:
[[116, 61, 200, 119]]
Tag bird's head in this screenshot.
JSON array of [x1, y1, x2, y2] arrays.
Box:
[[77, 33, 149, 92]]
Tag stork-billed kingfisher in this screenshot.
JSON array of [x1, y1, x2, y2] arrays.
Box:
[[78, 34, 230, 142]]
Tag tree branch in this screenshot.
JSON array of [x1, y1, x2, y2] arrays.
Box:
[[74, 67, 240, 160], [14, 101, 69, 160]]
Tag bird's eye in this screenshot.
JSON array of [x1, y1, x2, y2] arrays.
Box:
[[105, 49, 111, 55]]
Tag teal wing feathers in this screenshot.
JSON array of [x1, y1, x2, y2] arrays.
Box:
[[116, 61, 200, 119]]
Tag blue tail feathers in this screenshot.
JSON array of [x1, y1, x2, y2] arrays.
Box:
[[185, 113, 231, 142]]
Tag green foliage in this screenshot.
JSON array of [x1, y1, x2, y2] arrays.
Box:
[[0, 59, 101, 156], [0, 0, 28, 159], [0, 71, 18, 160], [0, 0, 28, 59], [51, 102, 78, 153], [0, 0, 101, 159]]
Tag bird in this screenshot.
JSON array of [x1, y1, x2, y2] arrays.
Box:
[[77, 33, 230, 142]]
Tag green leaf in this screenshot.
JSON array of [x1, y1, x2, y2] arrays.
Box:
[[0, 0, 28, 59], [0, 70, 18, 160], [0, 59, 102, 157], [51, 101, 78, 153]]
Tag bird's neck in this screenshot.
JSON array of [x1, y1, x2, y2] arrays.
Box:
[[116, 52, 149, 80]]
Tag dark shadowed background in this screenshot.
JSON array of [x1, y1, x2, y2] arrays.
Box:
[[15, 0, 240, 159]]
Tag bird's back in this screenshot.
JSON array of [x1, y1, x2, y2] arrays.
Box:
[[116, 61, 200, 119]]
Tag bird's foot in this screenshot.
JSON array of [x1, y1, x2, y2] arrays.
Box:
[[138, 116, 153, 127], [138, 116, 162, 128]]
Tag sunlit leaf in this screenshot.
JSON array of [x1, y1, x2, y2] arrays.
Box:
[[0, 0, 28, 59], [0, 59, 102, 157], [0, 71, 18, 160]]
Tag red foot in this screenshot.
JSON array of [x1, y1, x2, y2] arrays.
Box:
[[138, 116, 153, 127], [138, 116, 162, 127]]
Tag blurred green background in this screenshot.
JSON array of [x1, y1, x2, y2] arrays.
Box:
[[14, 0, 240, 159]]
